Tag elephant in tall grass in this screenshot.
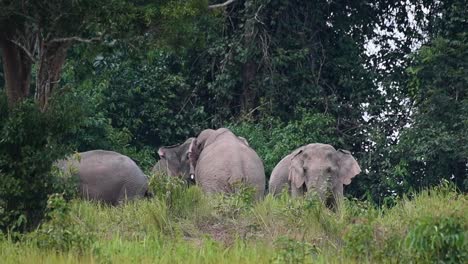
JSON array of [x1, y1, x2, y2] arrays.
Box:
[[56, 150, 149, 205], [154, 137, 194, 181], [269, 143, 361, 207], [155, 136, 250, 181], [188, 128, 266, 199]]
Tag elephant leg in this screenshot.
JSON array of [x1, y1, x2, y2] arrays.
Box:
[[290, 183, 305, 197]]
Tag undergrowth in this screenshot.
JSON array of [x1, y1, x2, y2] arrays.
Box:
[[0, 179, 466, 264]]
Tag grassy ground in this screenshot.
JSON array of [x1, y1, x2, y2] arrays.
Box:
[[1, 176, 467, 263]]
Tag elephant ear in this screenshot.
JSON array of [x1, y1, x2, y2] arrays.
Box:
[[188, 138, 200, 164], [157, 148, 166, 158], [288, 149, 305, 189], [180, 137, 195, 160], [337, 149, 361, 185]]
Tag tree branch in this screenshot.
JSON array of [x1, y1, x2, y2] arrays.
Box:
[[208, 0, 236, 9], [9, 39, 36, 62], [50, 36, 101, 43]]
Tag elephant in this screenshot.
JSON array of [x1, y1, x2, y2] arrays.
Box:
[[155, 136, 250, 181], [268, 143, 361, 207], [188, 128, 266, 199], [56, 150, 150, 205], [153, 137, 194, 182]]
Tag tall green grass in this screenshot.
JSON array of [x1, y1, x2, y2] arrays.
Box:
[[1, 177, 466, 263]]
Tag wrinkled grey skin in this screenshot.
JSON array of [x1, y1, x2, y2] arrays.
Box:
[[56, 150, 149, 205], [151, 159, 168, 175], [188, 128, 266, 200], [269, 143, 361, 207], [154, 137, 194, 181]]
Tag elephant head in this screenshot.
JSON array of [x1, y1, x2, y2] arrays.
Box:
[[156, 137, 194, 181], [288, 143, 361, 207]]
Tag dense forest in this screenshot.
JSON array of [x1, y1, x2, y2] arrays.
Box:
[[0, 0, 466, 262]]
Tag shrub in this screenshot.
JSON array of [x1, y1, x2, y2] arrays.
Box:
[[95, 50, 209, 149], [0, 83, 155, 232], [28, 193, 94, 252], [148, 172, 205, 219], [343, 221, 376, 260], [52, 78, 156, 169], [230, 111, 338, 177], [0, 95, 82, 232], [272, 236, 319, 264], [213, 183, 257, 219], [404, 215, 467, 263]]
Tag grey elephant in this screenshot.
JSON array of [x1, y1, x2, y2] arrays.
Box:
[[268, 143, 361, 207], [56, 150, 149, 205], [153, 137, 194, 181], [188, 128, 266, 199], [154, 136, 250, 181]]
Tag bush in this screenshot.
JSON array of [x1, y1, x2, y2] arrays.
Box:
[[343, 221, 376, 260], [272, 236, 319, 264], [404, 215, 467, 263], [148, 172, 205, 219], [28, 193, 94, 252], [0, 85, 155, 233], [95, 50, 209, 149], [52, 76, 156, 169], [213, 183, 257, 219], [230, 111, 338, 177], [0, 95, 82, 232]]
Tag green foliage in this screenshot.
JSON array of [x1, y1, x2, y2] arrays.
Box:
[[0, 85, 150, 233], [272, 236, 319, 264], [66, 45, 209, 156], [97, 50, 208, 148], [1, 1, 466, 257], [1, 183, 464, 263], [343, 221, 376, 259], [343, 219, 406, 263], [397, 30, 468, 192], [213, 183, 256, 219], [230, 111, 338, 176], [342, 184, 468, 263], [344, 198, 380, 221], [49, 165, 80, 202], [58, 65, 157, 169], [28, 194, 94, 253], [148, 172, 205, 219], [405, 215, 467, 263], [0, 94, 83, 232]]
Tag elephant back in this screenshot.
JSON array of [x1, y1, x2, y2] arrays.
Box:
[[196, 132, 265, 198], [60, 150, 148, 205]]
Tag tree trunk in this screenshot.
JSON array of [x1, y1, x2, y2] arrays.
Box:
[[35, 41, 71, 111], [240, 13, 259, 116], [0, 37, 32, 107], [240, 60, 257, 115]]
